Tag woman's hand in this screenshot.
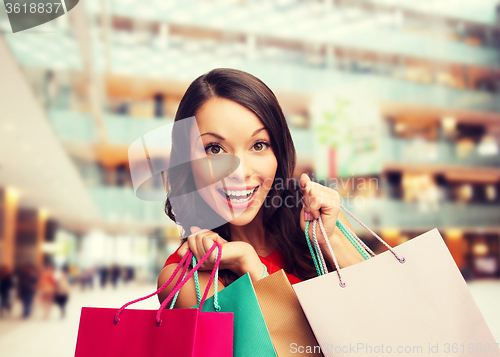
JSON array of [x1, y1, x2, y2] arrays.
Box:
[[299, 173, 342, 247], [177, 227, 265, 282], [299, 173, 365, 268]]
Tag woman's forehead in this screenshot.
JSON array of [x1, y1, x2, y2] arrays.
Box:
[[193, 97, 267, 138]]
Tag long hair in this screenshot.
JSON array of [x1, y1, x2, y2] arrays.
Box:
[[165, 68, 327, 285]]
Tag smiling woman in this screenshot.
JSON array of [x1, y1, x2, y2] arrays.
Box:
[[158, 68, 364, 309]]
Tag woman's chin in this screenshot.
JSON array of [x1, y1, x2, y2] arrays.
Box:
[[226, 209, 258, 226]]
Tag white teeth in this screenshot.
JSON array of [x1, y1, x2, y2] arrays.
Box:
[[220, 187, 258, 201], [223, 188, 256, 197]]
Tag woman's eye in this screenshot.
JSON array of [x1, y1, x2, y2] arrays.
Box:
[[205, 144, 223, 155], [253, 142, 269, 152]]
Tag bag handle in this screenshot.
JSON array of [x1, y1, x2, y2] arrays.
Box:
[[113, 241, 222, 326], [310, 204, 405, 287], [339, 204, 404, 263], [170, 255, 221, 311]]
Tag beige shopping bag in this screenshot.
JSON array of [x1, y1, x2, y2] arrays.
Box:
[[253, 269, 323, 356], [293, 210, 500, 357]]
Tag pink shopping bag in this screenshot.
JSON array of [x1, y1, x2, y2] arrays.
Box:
[[293, 206, 500, 357], [74, 242, 233, 357]]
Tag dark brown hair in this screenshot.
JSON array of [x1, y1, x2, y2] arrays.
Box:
[[165, 68, 326, 285]]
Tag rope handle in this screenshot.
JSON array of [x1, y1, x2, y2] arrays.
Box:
[[313, 217, 345, 287], [113, 245, 193, 325], [309, 205, 406, 287], [339, 204, 405, 263], [172, 255, 221, 311], [305, 220, 324, 276], [113, 241, 222, 326], [336, 219, 372, 260], [170, 255, 203, 309], [156, 243, 222, 324]]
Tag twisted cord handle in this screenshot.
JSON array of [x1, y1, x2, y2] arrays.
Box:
[[311, 218, 328, 274], [339, 204, 405, 264], [113, 241, 222, 326], [314, 217, 346, 288], [305, 220, 324, 276], [340, 220, 376, 257], [113, 247, 192, 325], [156, 242, 222, 324]]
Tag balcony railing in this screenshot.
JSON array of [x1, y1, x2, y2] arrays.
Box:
[[89, 186, 170, 225], [48, 110, 500, 169], [47, 110, 172, 144], [382, 136, 500, 167], [82, 0, 500, 67], [88, 187, 499, 229], [342, 198, 500, 230]]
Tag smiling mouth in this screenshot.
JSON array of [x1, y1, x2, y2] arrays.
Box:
[[216, 186, 259, 204]]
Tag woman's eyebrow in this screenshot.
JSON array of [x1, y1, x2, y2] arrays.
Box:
[[199, 127, 266, 140], [252, 127, 266, 136], [200, 132, 225, 140]]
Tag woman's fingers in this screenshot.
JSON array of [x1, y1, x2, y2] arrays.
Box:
[[178, 228, 226, 270], [300, 173, 310, 190], [177, 241, 189, 258], [299, 172, 342, 243]]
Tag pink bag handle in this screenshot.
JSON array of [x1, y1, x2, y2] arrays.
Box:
[[113, 241, 222, 326], [312, 204, 405, 288]]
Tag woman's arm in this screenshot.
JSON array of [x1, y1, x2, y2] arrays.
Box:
[[157, 264, 224, 308]]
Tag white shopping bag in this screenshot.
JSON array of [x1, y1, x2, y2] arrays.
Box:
[[293, 208, 499, 357]]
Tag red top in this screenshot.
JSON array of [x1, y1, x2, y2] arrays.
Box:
[[164, 247, 302, 285]]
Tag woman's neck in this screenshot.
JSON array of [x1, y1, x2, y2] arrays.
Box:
[[228, 209, 276, 257]]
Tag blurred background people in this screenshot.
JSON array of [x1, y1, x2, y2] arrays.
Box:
[[98, 266, 108, 289], [79, 268, 94, 291], [16, 264, 38, 319], [38, 264, 56, 319], [0, 265, 14, 318], [110, 265, 121, 289], [54, 266, 70, 319]]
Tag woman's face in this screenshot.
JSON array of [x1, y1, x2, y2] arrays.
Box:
[[190, 97, 278, 226]]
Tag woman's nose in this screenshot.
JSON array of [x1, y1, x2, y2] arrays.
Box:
[[227, 153, 252, 182]]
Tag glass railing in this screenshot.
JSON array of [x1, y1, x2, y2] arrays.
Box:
[[105, 114, 173, 144], [344, 198, 500, 229], [382, 136, 500, 167], [366, 0, 498, 26], [89, 186, 170, 224], [47, 110, 97, 142], [88, 187, 499, 228], [6, 27, 500, 115], [47, 110, 500, 168], [47, 110, 172, 144], [81, 0, 500, 67]]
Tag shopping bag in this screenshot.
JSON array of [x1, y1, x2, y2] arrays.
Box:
[[194, 272, 277, 357], [253, 269, 323, 356], [74, 242, 233, 357], [293, 206, 500, 357]]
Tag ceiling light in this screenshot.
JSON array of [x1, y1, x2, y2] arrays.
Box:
[[39, 207, 49, 220], [442, 116, 456, 133], [6, 187, 21, 201], [477, 136, 498, 156]]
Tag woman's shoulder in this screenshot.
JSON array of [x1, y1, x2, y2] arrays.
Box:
[[164, 246, 182, 268]]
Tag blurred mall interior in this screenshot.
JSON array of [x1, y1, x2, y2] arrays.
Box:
[[0, 0, 500, 341]]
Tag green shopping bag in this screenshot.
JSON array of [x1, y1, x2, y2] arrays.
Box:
[[197, 273, 277, 357]]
